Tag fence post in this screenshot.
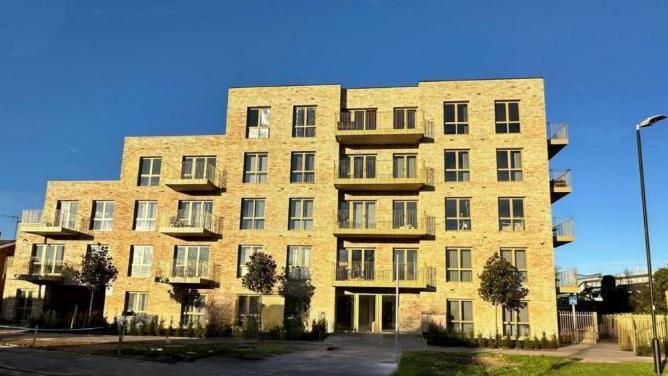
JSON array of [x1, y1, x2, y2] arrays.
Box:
[[593, 312, 599, 342], [632, 318, 637, 356], [32, 325, 38, 347]]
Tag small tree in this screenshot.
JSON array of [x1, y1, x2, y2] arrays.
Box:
[[278, 268, 315, 336], [478, 254, 528, 337], [241, 252, 277, 332], [73, 244, 118, 326]]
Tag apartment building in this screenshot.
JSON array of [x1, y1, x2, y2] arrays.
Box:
[[1, 78, 573, 337]]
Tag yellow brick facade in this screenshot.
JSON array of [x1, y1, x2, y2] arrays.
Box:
[[2, 78, 567, 338]]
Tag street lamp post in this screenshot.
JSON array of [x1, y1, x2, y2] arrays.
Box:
[[636, 114, 666, 375]]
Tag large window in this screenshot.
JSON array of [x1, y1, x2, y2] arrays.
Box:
[[174, 246, 209, 278], [293, 106, 316, 137], [91, 201, 114, 231], [336, 248, 374, 280], [15, 289, 35, 320], [30, 244, 64, 276], [393, 200, 418, 229], [503, 304, 530, 337], [237, 245, 263, 277], [495, 101, 520, 133], [129, 245, 153, 277], [498, 198, 525, 231], [176, 201, 213, 227], [445, 198, 471, 231], [237, 295, 260, 326], [290, 152, 315, 183], [181, 156, 216, 180], [181, 295, 206, 327], [287, 246, 311, 279], [497, 149, 523, 181], [446, 248, 472, 282], [246, 107, 270, 139], [240, 199, 265, 229], [338, 201, 375, 229], [134, 201, 157, 231], [393, 107, 416, 129], [288, 198, 314, 230], [339, 155, 376, 179], [447, 300, 474, 334], [55, 200, 78, 228], [138, 157, 161, 186], [393, 248, 417, 281], [125, 291, 148, 314], [339, 109, 376, 130], [444, 102, 468, 134], [393, 154, 417, 179], [444, 150, 470, 182], [501, 248, 527, 281], [243, 153, 268, 183]]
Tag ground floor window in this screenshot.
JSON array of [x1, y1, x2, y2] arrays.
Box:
[[447, 299, 473, 334], [125, 291, 148, 315], [503, 303, 530, 337], [237, 295, 260, 326], [16, 289, 35, 320], [181, 295, 206, 327]]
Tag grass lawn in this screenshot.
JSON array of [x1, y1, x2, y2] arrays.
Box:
[[94, 342, 292, 363], [396, 352, 656, 376]]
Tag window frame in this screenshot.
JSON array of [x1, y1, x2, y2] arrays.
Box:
[[134, 200, 157, 231], [138, 157, 162, 187], [447, 299, 474, 334], [392, 154, 418, 179], [500, 248, 528, 281], [237, 295, 260, 326], [237, 245, 263, 277], [288, 198, 314, 231], [240, 198, 266, 230], [287, 245, 311, 280], [181, 294, 206, 327], [444, 102, 469, 134], [30, 244, 64, 276], [181, 156, 217, 180], [15, 289, 35, 320], [246, 107, 271, 139], [444, 150, 470, 182], [293, 106, 316, 137], [495, 101, 521, 134], [498, 197, 525, 231], [446, 248, 472, 282], [393, 248, 418, 281], [91, 201, 114, 231], [243, 152, 268, 183], [393, 107, 417, 130], [125, 291, 148, 314], [445, 198, 471, 231], [496, 149, 523, 182], [129, 245, 153, 277], [290, 152, 315, 183], [503, 303, 530, 338]]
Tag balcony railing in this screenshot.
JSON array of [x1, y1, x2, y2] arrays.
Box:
[[287, 266, 311, 280], [19, 209, 87, 236], [159, 210, 223, 237], [334, 160, 434, 190], [556, 268, 579, 294], [163, 160, 226, 191], [16, 256, 71, 283], [548, 122, 569, 158], [550, 169, 572, 203], [334, 211, 436, 238], [156, 260, 221, 286], [553, 217, 575, 247], [334, 261, 435, 288], [335, 110, 434, 144]]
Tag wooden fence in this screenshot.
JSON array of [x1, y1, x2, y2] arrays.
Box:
[[600, 314, 668, 354], [558, 311, 598, 344]]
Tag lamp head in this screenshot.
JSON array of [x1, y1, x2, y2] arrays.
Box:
[[637, 115, 667, 130]]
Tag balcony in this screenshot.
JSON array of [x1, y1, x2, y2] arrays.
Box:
[[553, 217, 575, 247], [548, 122, 569, 159], [556, 268, 579, 294], [334, 161, 434, 191], [335, 110, 434, 145], [333, 213, 436, 239], [16, 257, 68, 284], [163, 161, 226, 192], [159, 211, 223, 238], [156, 260, 221, 287], [333, 262, 435, 289], [19, 209, 87, 237], [550, 169, 572, 203]]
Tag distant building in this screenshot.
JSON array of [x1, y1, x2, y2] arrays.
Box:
[[0, 240, 16, 313]]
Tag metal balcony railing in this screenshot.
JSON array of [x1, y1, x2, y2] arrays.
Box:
[[550, 169, 572, 188], [28, 256, 65, 276], [556, 268, 578, 289], [163, 160, 226, 189], [548, 122, 569, 141], [335, 160, 434, 186], [335, 211, 436, 235], [287, 266, 311, 280], [553, 217, 575, 237], [160, 210, 223, 234], [334, 261, 436, 286], [335, 110, 434, 137], [20, 209, 87, 233], [156, 260, 221, 284]]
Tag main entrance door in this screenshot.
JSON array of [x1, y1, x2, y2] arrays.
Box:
[[335, 289, 398, 333], [381, 295, 396, 331]]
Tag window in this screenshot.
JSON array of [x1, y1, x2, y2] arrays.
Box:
[[287, 246, 311, 279], [237, 245, 263, 277], [182, 295, 206, 327], [445, 198, 471, 231], [497, 150, 523, 181], [181, 156, 216, 180], [247, 107, 270, 138], [92, 201, 114, 230], [176, 201, 213, 227], [393, 249, 417, 281], [393, 107, 416, 129], [393, 154, 417, 179], [88, 243, 108, 255], [243, 153, 268, 183], [447, 300, 474, 334], [446, 248, 472, 282], [125, 291, 148, 314], [237, 295, 260, 325], [30, 244, 64, 276], [138, 157, 162, 186], [339, 155, 376, 179], [495, 101, 520, 133], [129, 246, 153, 277], [290, 152, 315, 183], [393, 201, 418, 229], [444, 150, 470, 182], [503, 304, 530, 337], [293, 106, 316, 137], [174, 246, 209, 278], [501, 248, 527, 281], [134, 201, 157, 231], [56, 200, 78, 228], [339, 109, 376, 130], [498, 198, 525, 231], [338, 201, 376, 229], [289, 198, 314, 230], [444, 102, 468, 134], [15, 289, 35, 320], [336, 248, 374, 280], [240, 199, 265, 229]]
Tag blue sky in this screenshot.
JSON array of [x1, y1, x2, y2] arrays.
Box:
[[0, 1, 666, 275]]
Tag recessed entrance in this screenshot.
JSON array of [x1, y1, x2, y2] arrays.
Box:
[[335, 289, 399, 333], [381, 295, 396, 331], [358, 295, 376, 332]]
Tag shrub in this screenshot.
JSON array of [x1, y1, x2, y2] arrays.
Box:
[[533, 335, 541, 349], [310, 317, 328, 341], [541, 332, 549, 349], [184, 322, 194, 338], [266, 325, 284, 340], [242, 318, 259, 339], [128, 319, 137, 335], [194, 321, 206, 338], [156, 318, 164, 336], [550, 334, 559, 349]]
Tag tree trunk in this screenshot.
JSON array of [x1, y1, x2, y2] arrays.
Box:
[[495, 304, 499, 338], [87, 287, 94, 327], [258, 293, 263, 339]]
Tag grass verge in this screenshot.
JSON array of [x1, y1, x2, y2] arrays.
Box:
[[395, 351, 655, 376]]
